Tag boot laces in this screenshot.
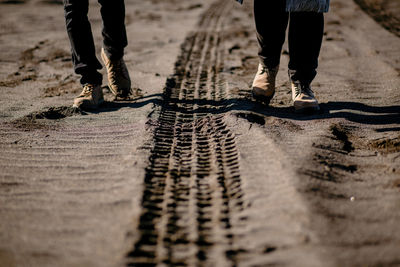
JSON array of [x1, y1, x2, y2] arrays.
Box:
[[294, 82, 313, 98], [260, 66, 267, 75], [82, 84, 95, 95]]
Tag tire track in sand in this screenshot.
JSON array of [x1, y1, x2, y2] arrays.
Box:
[[126, 1, 245, 266]]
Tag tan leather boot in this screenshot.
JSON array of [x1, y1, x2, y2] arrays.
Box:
[[291, 80, 319, 112], [101, 48, 131, 98], [252, 64, 279, 104], [73, 84, 104, 110]]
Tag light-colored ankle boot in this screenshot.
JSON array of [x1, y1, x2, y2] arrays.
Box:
[[252, 64, 279, 104], [291, 80, 319, 112], [73, 84, 104, 110], [101, 48, 131, 98]]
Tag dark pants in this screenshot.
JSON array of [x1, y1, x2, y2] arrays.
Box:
[[64, 0, 127, 85], [254, 0, 324, 85]]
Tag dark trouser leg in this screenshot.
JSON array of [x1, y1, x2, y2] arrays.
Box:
[[64, 0, 102, 85], [98, 0, 128, 60], [288, 12, 324, 85], [254, 0, 288, 69]]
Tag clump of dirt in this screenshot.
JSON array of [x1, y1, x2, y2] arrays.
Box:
[[38, 48, 71, 64], [41, 79, 81, 97], [10, 106, 85, 130], [19, 46, 38, 62], [176, 3, 203, 11], [30, 106, 85, 119], [266, 117, 304, 133], [235, 112, 265, 126], [0, 40, 71, 89], [368, 136, 400, 154], [0, 73, 37, 87], [393, 179, 400, 190], [330, 124, 354, 153]]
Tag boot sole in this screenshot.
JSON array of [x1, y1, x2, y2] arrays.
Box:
[[252, 91, 274, 105], [73, 99, 104, 110]]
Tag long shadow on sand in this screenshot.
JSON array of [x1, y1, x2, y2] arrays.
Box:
[[237, 100, 400, 125], [95, 94, 400, 127]]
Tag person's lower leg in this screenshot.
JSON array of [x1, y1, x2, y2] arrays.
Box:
[[98, 0, 128, 60], [254, 0, 288, 69], [64, 0, 102, 85], [288, 12, 324, 84]]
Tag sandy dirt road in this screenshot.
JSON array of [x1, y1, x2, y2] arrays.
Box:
[[0, 0, 399, 266]]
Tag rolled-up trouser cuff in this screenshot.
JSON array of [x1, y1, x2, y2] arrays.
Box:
[[75, 67, 103, 86], [259, 57, 280, 70], [288, 69, 317, 85]]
